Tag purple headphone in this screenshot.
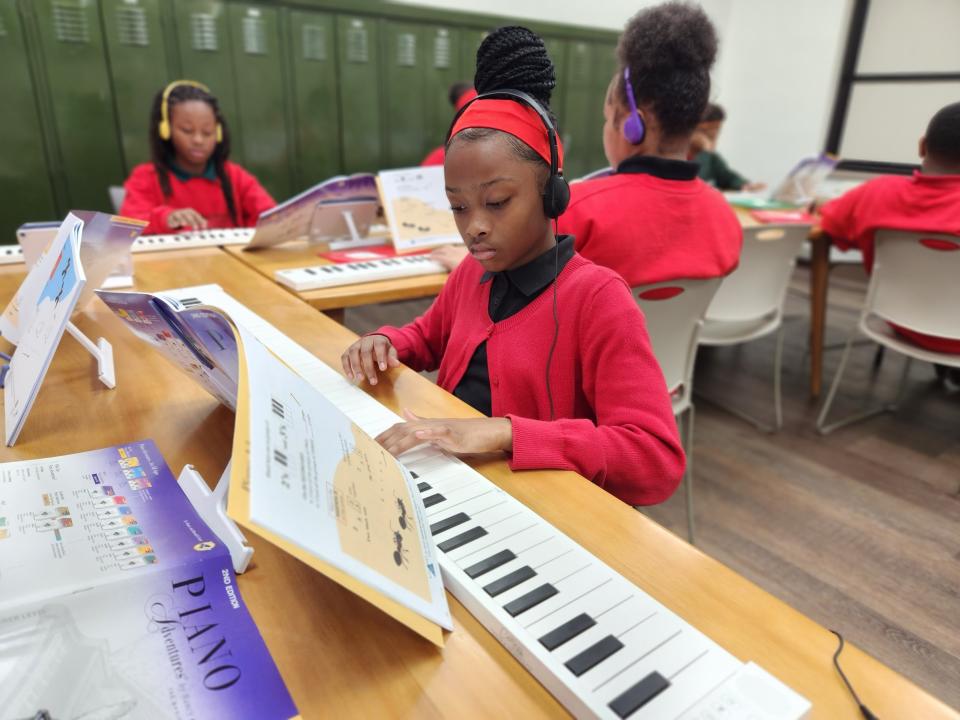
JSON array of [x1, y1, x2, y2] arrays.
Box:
[[622, 67, 646, 145]]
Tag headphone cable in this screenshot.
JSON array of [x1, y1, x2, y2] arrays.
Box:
[[830, 630, 879, 720], [545, 220, 560, 421]]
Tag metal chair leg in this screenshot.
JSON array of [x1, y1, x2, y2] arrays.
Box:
[[773, 323, 785, 430], [684, 405, 696, 545]]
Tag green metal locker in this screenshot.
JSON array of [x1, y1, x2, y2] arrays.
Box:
[[29, 0, 125, 212], [381, 20, 427, 167], [171, 0, 244, 165], [0, 0, 58, 239], [227, 3, 292, 200], [458, 27, 486, 81], [99, 0, 174, 173], [422, 25, 462, 156], [588, 41, 617, 170], [336, 14, 381, 174], [287, 8, 340, 188], [562, 40, 596, 179]]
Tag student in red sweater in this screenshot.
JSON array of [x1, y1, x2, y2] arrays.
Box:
[[420, 82, 478, 167], [556, 2, 741, 288], [119, 80, 275, 235], [341, 27, 683, 506], [819, 101, 960, 354]]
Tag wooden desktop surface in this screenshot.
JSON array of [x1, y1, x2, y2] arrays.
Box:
[[224, 241, 449, 315], [0, 249, 953, 720]]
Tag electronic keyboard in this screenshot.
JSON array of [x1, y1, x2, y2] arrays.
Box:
[[275, 255, 448, 291], [163, 284, 813, 720], [0, 228, 256, 267]]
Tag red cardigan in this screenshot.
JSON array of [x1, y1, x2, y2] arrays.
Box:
[[557, 172, 742, 287], [119, 161, 276, 235], [820, 172, 960, 353], [377, 253, 685, 505]]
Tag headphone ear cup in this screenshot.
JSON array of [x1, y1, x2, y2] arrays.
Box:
[[216, 123, 223, 143], [622, 113, 645, 145], [543, 175, 570, 219], [158, 119, 171, 141]]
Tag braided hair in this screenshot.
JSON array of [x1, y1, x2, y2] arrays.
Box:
[[616, 2, 718, 138], [147, 83, 238, 224], [448, 26, 558, 184]]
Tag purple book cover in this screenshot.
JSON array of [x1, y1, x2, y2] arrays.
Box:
[[0, 440, 298, 719]]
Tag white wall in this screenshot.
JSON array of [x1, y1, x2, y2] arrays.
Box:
[[391, 0, 852, 184], [709, 0, 853, 185]]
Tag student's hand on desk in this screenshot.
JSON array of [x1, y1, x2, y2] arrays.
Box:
[[377, 410, 513, 457], [743, 181, 767, 192], [341, 334, 400, 385], [167, 208, 209, 230], [430, 244, 469, 271]]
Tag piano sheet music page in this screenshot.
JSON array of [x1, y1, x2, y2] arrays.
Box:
[[235, 324, 452, 633]]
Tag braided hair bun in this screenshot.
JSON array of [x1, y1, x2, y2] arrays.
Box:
[[474, 26, 556, 111], [617, 1, 718, 137]]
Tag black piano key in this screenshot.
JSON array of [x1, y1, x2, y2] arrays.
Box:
[[564, 635, 624, 677], [463, 549, 516, 579], [538, 613, 597, 651], [504, 584, 558, 617], [430, 512, 470, 536], [437, 526, 488, 553], [416, 482, 430, 492], [422, 493, 445, 508], [409, 471, 419, 479], [483, 566, 536, 597], [608, 671, 671, 718]]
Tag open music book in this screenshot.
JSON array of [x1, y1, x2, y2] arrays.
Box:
[[95, 287, 452, 645], [377, 165, 461, 253], [0, 440, 298, 719]]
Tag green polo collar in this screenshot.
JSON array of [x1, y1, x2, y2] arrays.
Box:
[[170, 160, 217, 182]]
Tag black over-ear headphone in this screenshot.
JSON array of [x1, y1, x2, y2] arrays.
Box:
[[446, 89, 570, 219]]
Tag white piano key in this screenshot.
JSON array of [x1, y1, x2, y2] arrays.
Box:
[[572, 611, 682, 688], [424, 485, 498, 518], [275, 255, 448, 291], [522, 579, 625, 635]]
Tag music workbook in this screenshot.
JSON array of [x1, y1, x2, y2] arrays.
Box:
[[96, 285, 452, 645], [0, 440, 298, 720], [377, 166, 461, 253]]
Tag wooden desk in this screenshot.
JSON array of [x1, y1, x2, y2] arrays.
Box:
[[736, 208, 830, 398], [0, 249, 954, 719], [224, 241, 448, 323]]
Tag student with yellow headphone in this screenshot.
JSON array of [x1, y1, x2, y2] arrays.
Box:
[[119, 80, 275, 235]]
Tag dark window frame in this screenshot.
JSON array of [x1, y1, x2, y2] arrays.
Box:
[[825, 0, 960, 174]]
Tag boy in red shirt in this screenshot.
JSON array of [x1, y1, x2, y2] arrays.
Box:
[[119, 80, 275, 235], [421, 82, 478, 167], [556, 2, 741, 287], [341, 27, 683, 506], [819, 101, 960, 354]]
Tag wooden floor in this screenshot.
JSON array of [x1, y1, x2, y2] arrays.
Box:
[[343, 263, 960, 711]]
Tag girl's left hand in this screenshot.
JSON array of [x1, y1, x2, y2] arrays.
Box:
[[376, 410, 513, 457]]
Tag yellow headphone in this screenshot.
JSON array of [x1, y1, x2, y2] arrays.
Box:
[[158, 79, 222, 143]]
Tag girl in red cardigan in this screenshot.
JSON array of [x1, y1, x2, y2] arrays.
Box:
[[119, 80, 275, 235], [341, 27, 683, 506]]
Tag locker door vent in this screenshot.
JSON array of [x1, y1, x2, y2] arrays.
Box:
[[190, 12, 218, 52], [433, 30, 450, 69], [53, 2, 90, 44], [302, 24, 327, 61], [396, 32, 416, 67], [242, 13, 266, 55], [345, 21, 368, 63], [117, 5, 149, 47]]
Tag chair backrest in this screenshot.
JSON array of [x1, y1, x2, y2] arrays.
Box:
[[633, 277, 722, 400], [867, 229, 960, 340], [108, 186, 126, 213], [705, 224, 808, 323]]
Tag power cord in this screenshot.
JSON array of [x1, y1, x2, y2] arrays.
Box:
[[830, 630, 879, 720]]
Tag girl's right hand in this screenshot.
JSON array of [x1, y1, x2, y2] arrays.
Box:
[[341, 334, 400, 385], [167, 208, 209, 230]]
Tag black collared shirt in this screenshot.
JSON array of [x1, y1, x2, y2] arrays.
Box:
[[616, 154, 699, 181], [453, 235, 575, 416]]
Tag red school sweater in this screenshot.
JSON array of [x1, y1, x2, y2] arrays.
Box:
[[376, 253, 685, 506], [556, 170, 742, 287], [819, 172, 960, 353], [118, 161, 276, 236]]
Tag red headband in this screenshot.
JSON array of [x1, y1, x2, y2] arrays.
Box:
[[449, 98, 564, 171], [454, 88, 478, 112]]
